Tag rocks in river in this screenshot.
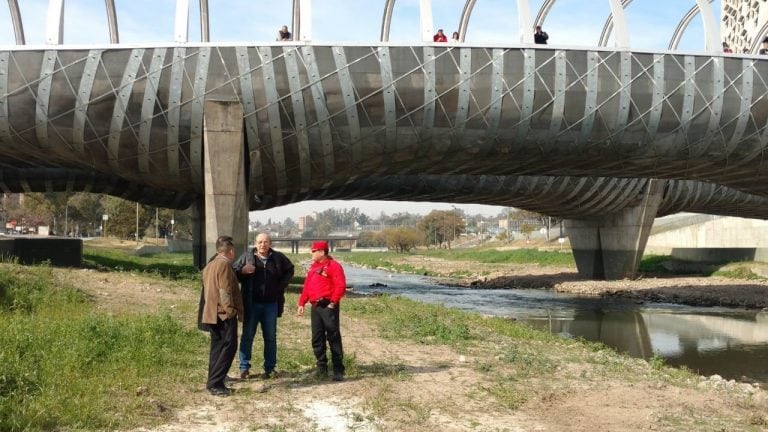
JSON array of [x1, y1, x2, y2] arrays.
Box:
[[368, 282, 388, 287]]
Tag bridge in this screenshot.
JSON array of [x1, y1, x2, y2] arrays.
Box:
[[2, 0, 768, 278], [271, 235, 358, 254]]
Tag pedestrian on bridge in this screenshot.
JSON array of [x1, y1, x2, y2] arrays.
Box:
[[433, 29, 448, 42], [534, 25, 549, 44], [232, 233, 294, 380], [277, 25, 291, 41]]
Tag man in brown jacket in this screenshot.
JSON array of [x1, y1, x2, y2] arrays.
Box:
[[201, 235, 244, 396]]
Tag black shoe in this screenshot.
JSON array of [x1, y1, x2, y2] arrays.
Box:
[[314, 366, 328, 378], [261, 370, 274, 379], [332, 371, 344, 382], [208, 386, 232, 396]]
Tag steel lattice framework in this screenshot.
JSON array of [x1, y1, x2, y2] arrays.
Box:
[[2, 0, 768, 222]]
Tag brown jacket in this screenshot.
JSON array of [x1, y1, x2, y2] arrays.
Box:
[[202, 254, 243, 323]]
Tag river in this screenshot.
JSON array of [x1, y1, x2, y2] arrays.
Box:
[[345, 266, 768, 385]]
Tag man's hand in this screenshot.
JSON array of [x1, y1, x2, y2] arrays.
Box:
[[297, 305, 304, 317], [241, 263, 256, 275], [328, 302, 336, 309]]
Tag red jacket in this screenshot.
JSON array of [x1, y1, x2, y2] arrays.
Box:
[[298, 257, 347, 306]]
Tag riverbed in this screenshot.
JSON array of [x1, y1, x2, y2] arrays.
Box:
[[346, 266, 768, 385]]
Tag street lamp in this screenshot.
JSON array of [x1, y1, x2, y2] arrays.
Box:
[[63, 197, 71, 237]]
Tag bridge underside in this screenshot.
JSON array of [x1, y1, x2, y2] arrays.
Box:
[[3, 45, 768, 277]]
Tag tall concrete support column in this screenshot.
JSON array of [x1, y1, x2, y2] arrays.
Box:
[[201, 99, 248, 267], [191, 198, 204, 269], [566, 179, 666, 280]]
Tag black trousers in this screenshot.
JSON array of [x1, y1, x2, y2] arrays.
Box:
[[207, 317, 238, 389], [310, 304, 344, 373]]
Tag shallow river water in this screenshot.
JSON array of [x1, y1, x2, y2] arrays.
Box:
[[345, 266, 768, 385]]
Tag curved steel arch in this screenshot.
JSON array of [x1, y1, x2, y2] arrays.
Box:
[[199, 0, 209, 42], [105, 0, 119, 44], [537, 0, 629, 47], [458, 0, 533, 44], [7, 0, 25, 45], [668, 0, 716, 51], [598, 0, 632, 47], [749, 21, 768, 53], [45, 0, 64, 44], [380, 0, 396, 41], [533, 0, 556, 28]]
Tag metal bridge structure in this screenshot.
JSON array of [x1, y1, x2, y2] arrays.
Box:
[[2, 0, 768, 278]]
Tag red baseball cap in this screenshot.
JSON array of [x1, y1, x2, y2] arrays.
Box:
[[311, 241, 328, 252]]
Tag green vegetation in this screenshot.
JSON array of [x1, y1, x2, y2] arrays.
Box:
[[0, 263, 206, 431], [2, 246, 763, 430], [712, 266, 765, 280], [0, 264, 86, 312], [337, 248, 575, 271], [83, 248, 198, 280]]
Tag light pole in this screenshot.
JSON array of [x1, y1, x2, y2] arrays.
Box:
[[451, 205, 457, 246], [155, 208, 159, 244], [63, 196, 71, 237], [135, 202, 139, 244]]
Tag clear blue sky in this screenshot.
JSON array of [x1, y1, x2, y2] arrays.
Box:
[[0, 0, 720, 222]]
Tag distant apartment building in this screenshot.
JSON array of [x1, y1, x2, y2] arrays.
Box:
[[298, 214, 314, 231], [721, 0, 768, 53]]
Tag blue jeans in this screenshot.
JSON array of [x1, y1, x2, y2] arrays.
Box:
[[238, 302, 278, 373]]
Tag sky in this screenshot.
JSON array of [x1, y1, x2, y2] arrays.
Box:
[[0, 0, 720, 223]]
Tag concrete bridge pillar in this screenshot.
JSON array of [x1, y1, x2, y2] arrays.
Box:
[[193, 100, 248, 268], [566, 179, 665, 280]]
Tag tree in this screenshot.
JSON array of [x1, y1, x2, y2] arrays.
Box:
[[357, 231, 385, 248], [382, 227, 423, 252], [418, 210, 465, 249], [520, 223, 535, 241]]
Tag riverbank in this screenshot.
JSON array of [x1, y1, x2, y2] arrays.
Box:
[[4, 247, 768, 431], [351, 253, 768, 309], [44, 266, 768, 430]]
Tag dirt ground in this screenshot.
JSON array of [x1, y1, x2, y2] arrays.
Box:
[[54, 265, 768, 432]]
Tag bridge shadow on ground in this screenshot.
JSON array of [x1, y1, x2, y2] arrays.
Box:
[[82, 250, 198, 280]]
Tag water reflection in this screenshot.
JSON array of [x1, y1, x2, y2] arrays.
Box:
[[346, 266, 768, 384]]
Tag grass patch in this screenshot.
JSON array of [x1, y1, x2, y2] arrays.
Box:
[[337, 248, 574, 269], [0, 264, 207, 431], [346, 296, 477, 345], [0, 264, 87, 312], [712, 266, 765, 280], [83, 248, 199, 280]]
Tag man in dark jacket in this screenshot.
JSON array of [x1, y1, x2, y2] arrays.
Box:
[[232, 233, 294, 379], [534, 25, 549, 44]]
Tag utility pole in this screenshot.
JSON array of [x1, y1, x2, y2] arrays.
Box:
[[135, 202, 139, 245], [155, 208, 159, 244]]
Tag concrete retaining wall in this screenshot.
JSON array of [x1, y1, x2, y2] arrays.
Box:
[[670, 247, 768, 263], [167, 239, 193, 253], [0, 236, 82, 266], [647, 216, 768, 249]]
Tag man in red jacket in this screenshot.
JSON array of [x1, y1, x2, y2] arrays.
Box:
[[297, 240, 347, 381]]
